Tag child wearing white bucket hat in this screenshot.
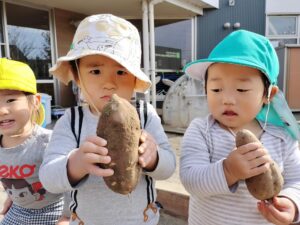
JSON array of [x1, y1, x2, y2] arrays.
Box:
[[180, 30, 300, 225], [39, 14, 175, 225], [0, 58, 63, 225]]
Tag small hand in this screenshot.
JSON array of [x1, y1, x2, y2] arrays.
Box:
[[138, 130, 158, 171], [0, 196, 12, 215], [223, 142, 271, 186], [67, 136, 114, 185], [56, 216, 70, 225], [257, 196, 297, 225]]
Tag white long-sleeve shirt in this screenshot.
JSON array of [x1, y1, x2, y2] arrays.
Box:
[[180, 115, 300, 225], [39, 104, 176, 225]]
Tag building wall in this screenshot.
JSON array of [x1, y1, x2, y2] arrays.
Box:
[[53, 8, 86, 107], [266, 0, 300, 14], [197, 0, 266, 58]]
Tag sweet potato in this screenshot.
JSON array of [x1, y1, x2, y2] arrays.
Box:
[[235, 129, 284, 200], [96, 94, 141, 195]]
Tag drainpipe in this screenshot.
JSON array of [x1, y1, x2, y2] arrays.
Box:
[[142, 0, 150, 102], [2, 1, 10, 58], [148, 0, 164, 109]]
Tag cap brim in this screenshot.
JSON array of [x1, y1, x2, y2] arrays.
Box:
[[184, 58, 268, 81], [50, 50, 151, 93], [184, 60, 212, 80]]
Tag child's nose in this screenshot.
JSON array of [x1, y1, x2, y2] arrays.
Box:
[[102, 74, 117, 90], [0, 106, 9, 115], [222, 92, 236, 105]]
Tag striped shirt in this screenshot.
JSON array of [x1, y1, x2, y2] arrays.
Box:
[[180, 115, 300, 225]]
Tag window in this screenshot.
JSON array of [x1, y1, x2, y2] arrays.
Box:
[[6, 3, 52, 80], [154, 19, 193, 109], [155, 19, 192, 71], [268, 16, 297, 36], [267, 15, 300, 47], [0, 2, 55, 101]]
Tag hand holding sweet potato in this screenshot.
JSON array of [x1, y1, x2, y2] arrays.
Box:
[[236, 129, 284, 200], [97, 94, 141, 195]]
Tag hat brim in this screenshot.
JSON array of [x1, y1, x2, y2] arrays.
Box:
[[184, 58, 267, 81], [50, 50, 151, 93]]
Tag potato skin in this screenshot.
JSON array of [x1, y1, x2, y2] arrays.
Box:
[[235, 129, 284, 200], [97, 94, 141, 195]]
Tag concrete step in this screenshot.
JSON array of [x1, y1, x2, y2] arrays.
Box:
[[156, 182, 189, 221]]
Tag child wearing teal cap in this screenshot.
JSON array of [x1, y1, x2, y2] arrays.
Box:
[[180, 30, 300, 225]]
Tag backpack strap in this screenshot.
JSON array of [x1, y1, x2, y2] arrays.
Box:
[[135, 99, 158, 221], [69, 106, 84, 224], [136, 99, 147, 128], [70, 106, 83, 148]]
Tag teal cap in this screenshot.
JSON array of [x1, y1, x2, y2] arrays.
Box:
[[184, 30, 299, 140], [184, 29, 279, 85]]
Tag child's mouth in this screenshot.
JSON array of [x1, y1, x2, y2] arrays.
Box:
[[223, 111, 237, 116], [0, 119, 14, 128], [101, 95, 112, 101]]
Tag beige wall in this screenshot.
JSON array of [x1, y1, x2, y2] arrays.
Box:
[[286, 47, 300, 111], [53, 8, 86, 107]]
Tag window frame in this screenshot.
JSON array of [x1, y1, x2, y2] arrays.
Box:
[[266, 14, 300, 45], [0, 0, 56, 101]]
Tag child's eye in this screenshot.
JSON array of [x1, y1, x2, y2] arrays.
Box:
[[116, 70, 128, 76], [90, 69, 101, 75], [6, 99, 16, 103], [211, 89, 221, 92], [237, 89, 249, 92]]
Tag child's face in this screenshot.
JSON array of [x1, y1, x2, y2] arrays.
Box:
[[206, 63, 268, 131], [0, 90, 34, 137], [77, 55, 136, 113]]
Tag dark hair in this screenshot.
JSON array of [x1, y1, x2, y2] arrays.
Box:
[[70, 59, 80, 82], [204, 67, 270, 97]]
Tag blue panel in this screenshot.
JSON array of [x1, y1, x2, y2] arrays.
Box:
[[196, 0, 266, 59]]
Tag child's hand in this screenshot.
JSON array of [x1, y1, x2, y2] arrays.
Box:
[[138, 130, 158, 171], [56, 216, 70, 225], [67, 136, 114, 185], [257, 196, 297, 225], [223, 142, 271, 186], [0, 196, 12, 215]]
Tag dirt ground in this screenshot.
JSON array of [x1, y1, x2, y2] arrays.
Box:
[[158, 132, 187, 225], [161, 133, 183, 185]]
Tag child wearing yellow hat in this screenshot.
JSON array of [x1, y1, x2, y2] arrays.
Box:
[[0, 58, 63, 224]]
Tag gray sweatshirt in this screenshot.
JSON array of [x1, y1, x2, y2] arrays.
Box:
[[0, 125, 63, 209], [39, 104, 176, 225]]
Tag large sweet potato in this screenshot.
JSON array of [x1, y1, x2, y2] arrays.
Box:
[[235, 129, 284, 200], [96, 94, 141, 195]]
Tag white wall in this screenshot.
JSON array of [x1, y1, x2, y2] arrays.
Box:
[[266, 0, 300, 14]]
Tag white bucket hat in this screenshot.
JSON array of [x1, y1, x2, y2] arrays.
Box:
[[50, 14, 151, 93]]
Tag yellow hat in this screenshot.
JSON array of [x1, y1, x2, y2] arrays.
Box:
[[0, 58, 45, 125]]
